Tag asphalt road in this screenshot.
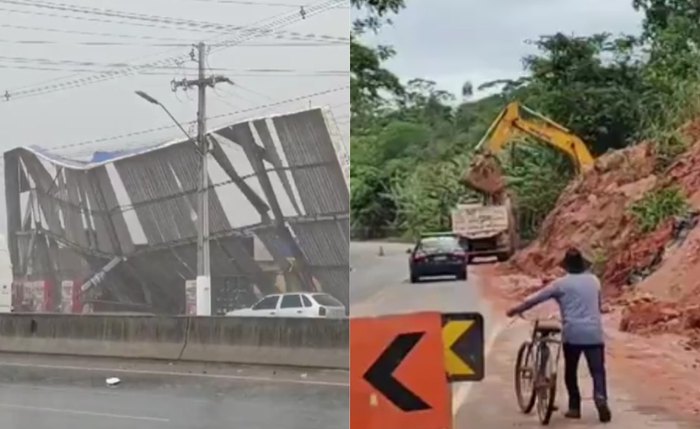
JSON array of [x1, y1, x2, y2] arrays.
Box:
[[0, 353, 348, 429], [350, 241, 695, 428], [351, 241, 496, 322]]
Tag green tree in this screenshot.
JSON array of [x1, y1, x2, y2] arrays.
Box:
[[350, 0, 406, 131], [518, 33, 650, 155]]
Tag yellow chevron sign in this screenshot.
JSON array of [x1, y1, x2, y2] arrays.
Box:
[[441, 313, 484, 382]]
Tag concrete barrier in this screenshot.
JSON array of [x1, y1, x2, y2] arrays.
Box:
[[0, 314, 349, 369]]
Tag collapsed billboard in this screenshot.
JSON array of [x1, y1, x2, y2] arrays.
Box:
[[4, 107, 349, 314]]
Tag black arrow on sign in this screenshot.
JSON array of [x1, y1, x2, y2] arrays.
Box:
[[363, 332, 431, 412]]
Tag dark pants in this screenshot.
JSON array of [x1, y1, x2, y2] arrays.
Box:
[[562, 343, 608, 411]]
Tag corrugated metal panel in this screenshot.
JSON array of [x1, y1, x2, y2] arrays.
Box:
[[271, 109, 348, 215], [92, 167, 134, 254], [165, 143, 231, 235], [289, 217, 349, 304], [63, 170, 89, 248], [252, 119, 301, 215], [20, 153, 64, 236], [289, 218, 348, 267], [115, 152, 190, 244]]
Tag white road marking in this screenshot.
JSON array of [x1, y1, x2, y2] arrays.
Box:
[[0, 361, 349, 388], [451, 319, 507, 415], [0, 402, 170, 422]]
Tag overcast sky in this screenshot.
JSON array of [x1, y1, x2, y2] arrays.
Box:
[[361, 0, 644, 98], [0, 0, 349, 155]]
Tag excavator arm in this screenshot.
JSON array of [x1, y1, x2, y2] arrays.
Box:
[[477, 102, 594, 169], [463, 102, 594, 195]]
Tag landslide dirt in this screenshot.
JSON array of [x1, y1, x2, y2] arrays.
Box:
[[505, 119, 700, 347]]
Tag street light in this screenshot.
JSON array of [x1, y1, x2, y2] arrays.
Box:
[[134, 90, 210, 316], [134, 91, 194, 142]]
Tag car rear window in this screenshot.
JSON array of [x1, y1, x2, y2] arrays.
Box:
[[418, 236, 460, 252], [311, 294, 343, 307], [252, 295, 279, 310]]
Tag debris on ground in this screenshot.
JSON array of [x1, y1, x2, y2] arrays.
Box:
[[106, 377, 121, 386], [505, 118, 700, 348]]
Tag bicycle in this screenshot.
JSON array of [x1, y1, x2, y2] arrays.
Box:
[[513, 314, 562, 425]]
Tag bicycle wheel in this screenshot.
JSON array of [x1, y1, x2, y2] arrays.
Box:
[[535, 343, 558, 425], [514, 341, 536, 413]]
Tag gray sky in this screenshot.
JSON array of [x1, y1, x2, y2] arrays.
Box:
[[0, 0, 349, 155], [0, 0, 349, 282], [362, 0, 644, 98]]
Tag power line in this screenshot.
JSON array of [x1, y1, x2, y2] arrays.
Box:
[[46, 85, 349, 153], [176, 0, 305, 6], [0, 23, 201, 42], [0, 38, 346, 47], [0, 56, 349, 75], [2, 0, 342, 94], [0, 0, 348, 41], [1, 0, 343, 101], [0, 64, 349, 78]]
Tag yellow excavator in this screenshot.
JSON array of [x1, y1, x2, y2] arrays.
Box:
[[454, 102, 595, 263], [463, 101, 595, 195]]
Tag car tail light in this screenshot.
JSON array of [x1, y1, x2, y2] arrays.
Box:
[[413, 250, 426, 263], [318, 306, 327, 317]]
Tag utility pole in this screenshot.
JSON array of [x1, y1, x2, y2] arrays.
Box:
[[172, 42, 232, 316]]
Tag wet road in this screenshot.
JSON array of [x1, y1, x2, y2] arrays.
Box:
[[0, 353, 348, 429], [351, 241, 694, 428]]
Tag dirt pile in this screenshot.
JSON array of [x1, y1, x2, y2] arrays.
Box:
[[508, 118, 700, 347], [462, 152, 506, 195], [618, 293, 700, 349], [509, 141, 658, 285]]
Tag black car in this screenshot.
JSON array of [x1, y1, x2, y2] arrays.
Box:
[[408, 233, 468, 283]]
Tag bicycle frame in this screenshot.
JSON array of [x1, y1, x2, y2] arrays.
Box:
[[530, 320, 562, 385], [514, 315, 564, 424]]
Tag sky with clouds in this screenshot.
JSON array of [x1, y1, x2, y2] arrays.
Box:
[[361, 0, 644, 99]]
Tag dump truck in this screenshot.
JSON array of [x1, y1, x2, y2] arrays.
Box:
[[451, 197, 517, 263], [457, 102, 595, 262]]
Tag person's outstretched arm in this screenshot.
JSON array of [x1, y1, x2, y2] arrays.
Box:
[[506, 282, 562, 317]]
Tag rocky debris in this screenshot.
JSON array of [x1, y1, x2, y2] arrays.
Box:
[[682, 305, 700, 330], [602, 221, 673, 295], [619, 295, 679, 333], [617, 294, 700, 347]]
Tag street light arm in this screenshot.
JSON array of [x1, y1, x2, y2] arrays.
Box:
[[135, 90, 195, 143], [158, 103, 195, 143]]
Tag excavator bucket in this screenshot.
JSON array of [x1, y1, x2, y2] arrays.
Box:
[[462, 152, 506, 194]]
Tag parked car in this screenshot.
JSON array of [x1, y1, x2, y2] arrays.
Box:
[[408, 232, 468, 283], [226, 292, 346, 318]]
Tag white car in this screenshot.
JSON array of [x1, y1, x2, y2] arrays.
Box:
[[226, 292, 346, 319]]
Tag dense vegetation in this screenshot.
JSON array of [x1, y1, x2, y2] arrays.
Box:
[[351, 0, 700, 240]]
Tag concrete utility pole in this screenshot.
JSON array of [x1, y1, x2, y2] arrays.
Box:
[[172, 42, 232, 316]]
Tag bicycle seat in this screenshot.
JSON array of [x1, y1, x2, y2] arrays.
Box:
[[536, 320, 562, 335]]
